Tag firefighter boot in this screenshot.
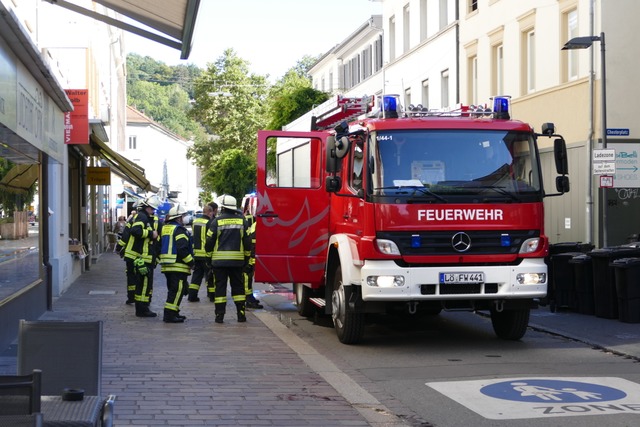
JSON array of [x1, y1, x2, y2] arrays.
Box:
[[214, 313, 224, 324], [236, 303, 247, 323], [135, 303, 157, 318], [126, 291, 135, 305], [188, 289, 200, 302], [163, 309, 184, 323]]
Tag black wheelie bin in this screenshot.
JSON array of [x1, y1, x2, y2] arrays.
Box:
[[589, 244, 640, 319], [610, 257, 640, 323], [569, 253, 595, 315], [546, 243, 594, 312]]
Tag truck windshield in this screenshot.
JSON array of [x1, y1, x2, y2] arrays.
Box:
[[370, 130, 542, 201]]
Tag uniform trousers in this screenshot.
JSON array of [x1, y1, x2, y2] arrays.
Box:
[[212, 266, 245, 314]]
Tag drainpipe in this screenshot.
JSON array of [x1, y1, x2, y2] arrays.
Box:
[[41, 154, 52, 310]]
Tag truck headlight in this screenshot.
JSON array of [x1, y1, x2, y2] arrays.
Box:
[[367, 275, 405, 287], [516, 272, 546, 285], [519, 238, 541, 254], [376, 239, 401, 255]]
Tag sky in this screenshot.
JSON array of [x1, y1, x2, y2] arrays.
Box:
[[125, 0, 382, 81]]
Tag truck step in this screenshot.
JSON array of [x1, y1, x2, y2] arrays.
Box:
[[309, 298, 326, 308]]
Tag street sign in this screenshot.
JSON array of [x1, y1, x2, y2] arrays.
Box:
[[593, 162, 616, 175], [607, 128, 630, 136], [610, 142, 640, 188], [593, 149, 616, 162], [600, 175, 614, 188], [427, 377, 640, 420]]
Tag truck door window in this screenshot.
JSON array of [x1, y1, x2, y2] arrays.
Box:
[[266, 136, 322, 189]]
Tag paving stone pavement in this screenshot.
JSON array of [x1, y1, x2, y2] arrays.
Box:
[[0, 252, 378, 426]]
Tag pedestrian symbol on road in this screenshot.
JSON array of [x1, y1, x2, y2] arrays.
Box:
[[480, 379, 627, 403], [426, 377, 640, 420]]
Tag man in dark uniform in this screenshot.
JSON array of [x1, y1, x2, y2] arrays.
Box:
[[205, 195, 251, 324], [187, 203, 215, 302], [124, 196, 161, 317], [159, 204, 194, 323]]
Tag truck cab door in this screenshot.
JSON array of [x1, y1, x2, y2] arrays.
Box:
[[255, 130, 332, 286]]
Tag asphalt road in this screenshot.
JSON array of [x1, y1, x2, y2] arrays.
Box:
[[257, 283, 640, 427]]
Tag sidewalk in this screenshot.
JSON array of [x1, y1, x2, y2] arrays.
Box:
[[0, 252, 378, 426], [1, 251, 638, 426]]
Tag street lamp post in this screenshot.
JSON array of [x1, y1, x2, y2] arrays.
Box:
[[563, 32, 608, 247]]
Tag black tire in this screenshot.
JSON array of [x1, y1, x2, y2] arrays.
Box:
[[294, 283, 316, 317], [490, 308, 530, 340], [330, 265, 365, 344]]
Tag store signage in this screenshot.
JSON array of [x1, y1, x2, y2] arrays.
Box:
[[86, 167, 111, 185], [64, 89, 89, 144]]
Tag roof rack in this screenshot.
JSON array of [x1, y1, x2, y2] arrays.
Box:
[[311, 96, 374, 130]]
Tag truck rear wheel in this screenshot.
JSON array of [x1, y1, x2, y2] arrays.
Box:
[[490, 308, 530, 340], [294, 283, 316, 317], [331, 266, 364, 344]]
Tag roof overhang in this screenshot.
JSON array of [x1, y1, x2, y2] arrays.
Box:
[[43, 0, 201, 60]]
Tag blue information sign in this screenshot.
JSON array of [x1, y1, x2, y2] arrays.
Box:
[[607, 128, 630, 136]]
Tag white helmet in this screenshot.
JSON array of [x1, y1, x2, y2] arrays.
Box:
[[166, 204, 187, 221], [141, 195, 161, 210], [217, 194, 239, 212]]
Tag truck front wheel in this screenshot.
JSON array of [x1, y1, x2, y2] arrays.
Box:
[[331, 266, 365, 344], [490, 307, 530, 340], [294, 283, 316, 317]]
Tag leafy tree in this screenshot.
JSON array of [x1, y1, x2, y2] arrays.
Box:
[[203, 149, 256, 202], [188, 49, 269, 195]]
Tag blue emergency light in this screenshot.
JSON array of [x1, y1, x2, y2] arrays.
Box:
[[411, 234, 421, 248], [493, 96, 510, 120], [382, 95, 399, 118], [500, 233, 511, 247]]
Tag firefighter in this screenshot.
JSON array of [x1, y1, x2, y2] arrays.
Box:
[[187, 203, 215, 302], [243, 207, 262, 309], [118, 200, 140, 304], [205, 195, 251, 323], [124, 195, 161, 318], [159, 204, 194, 323]]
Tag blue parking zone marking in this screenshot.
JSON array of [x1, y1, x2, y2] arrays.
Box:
[[426, 377, 640, 420]]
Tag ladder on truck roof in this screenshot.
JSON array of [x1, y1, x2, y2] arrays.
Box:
[[311, 95, 373, 131]]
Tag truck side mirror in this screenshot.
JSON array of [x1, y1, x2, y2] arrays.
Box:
[[325, 136, 342, 173], [554, 138, 569, 175], [556, 175, 570, 194]]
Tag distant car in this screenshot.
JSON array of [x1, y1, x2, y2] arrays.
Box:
[[28, 212, 36, 225]]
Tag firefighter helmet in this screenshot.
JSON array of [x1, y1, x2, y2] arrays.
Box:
[[217, 194, 240, 212], [166, 204, 187, 221], [140, 195, 161, 210]]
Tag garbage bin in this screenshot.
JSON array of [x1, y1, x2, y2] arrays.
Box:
[[549, 252, 584, 311], [569, 254, 594, 315], [545, 243, 594, 312], [589, 244, 640, 319], [611, 257, 640, 323]]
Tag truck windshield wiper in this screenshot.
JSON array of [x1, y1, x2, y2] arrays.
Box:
[[472, 184, 521, 202], [374, 186, 448, 203]]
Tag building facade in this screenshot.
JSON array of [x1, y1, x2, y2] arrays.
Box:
[[301, 0, 640, 248]]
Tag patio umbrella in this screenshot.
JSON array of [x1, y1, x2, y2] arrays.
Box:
[[0, 164, 39, 194]]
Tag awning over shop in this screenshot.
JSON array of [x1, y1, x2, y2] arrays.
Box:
[[119, 188, 144, 200], [79, 134, 156, 193], [0, 164, 39, 195], [43, 0, 201, 59]]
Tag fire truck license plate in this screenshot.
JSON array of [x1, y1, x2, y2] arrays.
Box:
[[439, 272, 484, 284]]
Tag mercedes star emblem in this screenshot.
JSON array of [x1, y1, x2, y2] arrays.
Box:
[[451, 232, 472, 252]]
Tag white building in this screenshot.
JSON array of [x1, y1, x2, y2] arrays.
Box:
[[124, 106, 200, 211], [298, 0, 640, 247]]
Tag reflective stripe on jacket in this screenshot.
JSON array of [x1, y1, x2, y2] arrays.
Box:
[[123, 211, 158, 263], [159, 222, 194, 273], [205, 211, 250, 267], [191, 216, 211, 259]]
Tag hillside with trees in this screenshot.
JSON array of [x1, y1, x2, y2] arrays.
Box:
[[126, 51, 329, 202]]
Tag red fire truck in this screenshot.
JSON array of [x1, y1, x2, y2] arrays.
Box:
[[255, 95, 569, 344]]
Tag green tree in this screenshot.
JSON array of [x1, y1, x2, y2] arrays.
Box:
[[188, 49, 269, 195], [203, 149, 256, 202]]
